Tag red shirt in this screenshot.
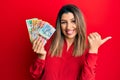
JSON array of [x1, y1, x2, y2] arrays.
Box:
[[30, 40, 98, 80]]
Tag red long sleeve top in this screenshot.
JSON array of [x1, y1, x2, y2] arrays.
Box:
[[30, 40, 98, 80]]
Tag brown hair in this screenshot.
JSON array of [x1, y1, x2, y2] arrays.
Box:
[[49, 4, 86, 57]]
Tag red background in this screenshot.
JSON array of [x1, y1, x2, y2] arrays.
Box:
[[0, 0, 120, 80]]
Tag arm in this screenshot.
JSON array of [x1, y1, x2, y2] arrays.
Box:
[[80, 53, 98, 80], [30, 20, 51, 79], [30, 36, 47, 79], [30, 58, 45, 79], [80, 32, 111, 80]]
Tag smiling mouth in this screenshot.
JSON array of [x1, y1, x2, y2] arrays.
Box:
[[66, 30, 74, 35]]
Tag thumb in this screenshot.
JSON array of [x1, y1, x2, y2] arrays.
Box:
[[101, 36, 112, 44]]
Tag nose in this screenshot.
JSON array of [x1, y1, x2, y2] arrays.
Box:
[[66, 22, 72, 29]]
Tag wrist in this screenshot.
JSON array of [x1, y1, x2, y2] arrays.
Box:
[[89, 48, 98, 54], [38, 54, 46, 60]]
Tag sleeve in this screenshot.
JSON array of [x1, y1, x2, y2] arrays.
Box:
[[80, 53, 98, 80], [30, 58, 45, 79]]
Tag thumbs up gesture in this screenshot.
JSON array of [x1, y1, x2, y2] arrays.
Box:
[[88, 32, 112, 54]]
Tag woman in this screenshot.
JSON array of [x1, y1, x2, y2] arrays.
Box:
[[30, 4, 111, 80]]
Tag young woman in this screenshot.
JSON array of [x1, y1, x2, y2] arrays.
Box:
[[30, 4, 111, 80]]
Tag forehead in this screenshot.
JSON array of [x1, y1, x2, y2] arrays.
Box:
[[61, 12, 75, 20]]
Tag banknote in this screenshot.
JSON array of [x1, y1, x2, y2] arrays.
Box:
[[26, 19, 33, 32], [26, 18, 56, 44], [26, 18, 39, 42], [38, 23, 56, 39]]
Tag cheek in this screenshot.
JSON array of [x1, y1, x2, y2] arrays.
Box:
[[74, 28, 78, 36], [61, 25, 66, 31], [61, 24, 66, 28], [74, 26, 77, 33]]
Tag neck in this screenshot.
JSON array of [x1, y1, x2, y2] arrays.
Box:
[[65, 38, 75, 51]]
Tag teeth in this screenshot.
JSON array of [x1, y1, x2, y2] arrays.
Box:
[[66, 30, 73, 35]]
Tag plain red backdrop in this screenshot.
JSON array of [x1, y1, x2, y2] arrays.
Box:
[[0, 0, 120, 80]]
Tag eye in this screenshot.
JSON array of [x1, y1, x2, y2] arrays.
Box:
[[72, 20, 76, 23], [61, 21, 66, 24]]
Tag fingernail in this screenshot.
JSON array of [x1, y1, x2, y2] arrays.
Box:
[[39, 37, 42, 40], [109, 36, 112, 39], [42, 38, 44, 42]]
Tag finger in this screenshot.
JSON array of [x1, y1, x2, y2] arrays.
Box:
[[38, 38, 45, 49], [32, 37, 40, 50], [88, 36, 92, 42], [91, 32, 101, 40], [41, 38, 46, 48], [92, 33, 97, 37], [87, 36, 92, 47], [89, 33, 95, 40], [33, 37, 41, 52], [40, 39, 47, 55], [93, 33, 100, 39], [34, 37, 42, 52], [94, 32, 101, 39], [101, 36, 112, 44], [36, 38, 45, 53]]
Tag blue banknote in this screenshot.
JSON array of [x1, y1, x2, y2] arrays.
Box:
[[38, 23, 56, 40]]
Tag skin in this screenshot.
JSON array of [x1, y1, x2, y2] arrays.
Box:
[[32, 12, 112, 60], [60, 12, 77, 51]]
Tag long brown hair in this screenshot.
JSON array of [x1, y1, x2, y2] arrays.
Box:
[[49, 4, 86, 57]]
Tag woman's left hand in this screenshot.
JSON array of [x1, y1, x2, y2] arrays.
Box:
[[88, 32, 112, 54]]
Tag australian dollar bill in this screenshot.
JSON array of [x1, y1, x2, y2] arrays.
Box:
[[26, 18, 56, 44]]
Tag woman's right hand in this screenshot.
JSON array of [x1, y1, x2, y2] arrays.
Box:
[[32, 36, 47, 60]]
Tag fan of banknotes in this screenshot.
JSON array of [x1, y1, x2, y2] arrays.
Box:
[[26, 18, 56, 44]]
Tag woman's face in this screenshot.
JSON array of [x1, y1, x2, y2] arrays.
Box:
[[60, 12, 77, 40]]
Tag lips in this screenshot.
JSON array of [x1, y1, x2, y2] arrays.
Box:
[[66, 30, 74, 35]]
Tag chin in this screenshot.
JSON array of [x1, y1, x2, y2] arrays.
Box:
[[66, 35, 76, 39]]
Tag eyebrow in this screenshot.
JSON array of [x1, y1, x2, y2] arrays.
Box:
[[61, 18, 75, 21]]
